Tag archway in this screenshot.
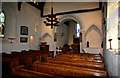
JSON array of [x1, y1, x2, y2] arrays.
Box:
[[56, 15, 85, 53], [58, 15, 84, 30], [56, 19, 77, 47]]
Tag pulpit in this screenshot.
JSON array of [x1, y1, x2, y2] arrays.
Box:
[[39, 42, 49, 51], [39, 45, 49, 51]]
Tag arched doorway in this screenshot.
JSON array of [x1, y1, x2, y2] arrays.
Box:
[[56, 15, 85, 53], [56, 19, 79, 46]]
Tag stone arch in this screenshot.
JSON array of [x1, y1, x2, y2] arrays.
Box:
[[41, 33, 55, 51], [40, 33, 52, 43], [41, 33, 52, 40], [58, 15, 84, 31], [57, 15, 86, 49], [86, 25, 102, 48], [86, 25, 102, 37]]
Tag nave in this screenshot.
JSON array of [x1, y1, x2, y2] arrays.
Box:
[[0, 1, 120, 78], [2, 50, 109, 78]]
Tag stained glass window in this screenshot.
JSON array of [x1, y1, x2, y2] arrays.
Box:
[[0, 9, 5, 37]]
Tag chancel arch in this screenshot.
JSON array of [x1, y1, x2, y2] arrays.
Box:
[[57, 15, 86, 52], [58, 15, 84, 31]]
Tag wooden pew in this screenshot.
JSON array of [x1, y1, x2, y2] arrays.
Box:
[[11, 50, 53, 63], [21, 50, 54, 61], [11, 51, 32, 69], [52, 57, 102, 63], [56, 53, 101, 59], [11, 51, 21, 56], [2, 53, 19, 78], [55, 55, 102, 63], [55, 54, 101, 60], [10, 50, 54, 70], [11, 65, 63, 78], [2, 53, 19, 70], [56, 53, 102, 62], [33, 61, 107, 77], [65, 52, 101, 58], [2, 50, 54, 77], [47, 57, 106, 71]]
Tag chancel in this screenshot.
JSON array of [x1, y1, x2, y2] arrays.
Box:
[[0, 0, 120, 78]]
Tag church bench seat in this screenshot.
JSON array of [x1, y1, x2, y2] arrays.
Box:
[[2, 56, 19, 70], [17, 50, 53, 62], [2, 50, 54, 70], [11, 52, 21, 56], [18, 52, 53, 69], [20, 50, 54, 59], [2, 54, 20, 78], [47, 57, 104, 66], [56, 53, 102, 62], [3, 52, 33, 69], [33, 62, 86, 76], [47, 58, 106, 71], [55, 55, 101, 61], [11, 65, 63, 78], [33, 61, 107, 77], [2, 53, 19, 70], [56, 53, 101, 59], [27, 52, 53, 61], [18, 55, 33, 70], [55, 55, 103, 63], [2, 51, 61, 77], [63, 53, 101, 59]]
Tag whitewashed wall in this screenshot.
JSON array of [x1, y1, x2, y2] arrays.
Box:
[[104, 2, 120, 77], [68, 20, 76, 45], [86, 30, 102, 48], [106, 2, 118, 50], [84, 48, 103, 54], [2, 2, 42, 53], [56, 23, 69, 47], [104, 49, 120, 77]]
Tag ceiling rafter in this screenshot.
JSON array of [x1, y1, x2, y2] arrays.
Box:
[[18, 2, 45, 16], [41, 2, 102, 17]]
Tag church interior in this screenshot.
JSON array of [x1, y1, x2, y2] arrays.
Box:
[[0, 0, 120, 78]]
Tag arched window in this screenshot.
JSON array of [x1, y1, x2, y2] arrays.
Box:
[[0, 9, 5, 37], [76, 23, 80, 37]]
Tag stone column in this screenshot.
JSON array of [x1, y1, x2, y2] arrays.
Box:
[[53, 27, 57, 57], [81, 31, 86, 49], [79, 31, 86, 53]]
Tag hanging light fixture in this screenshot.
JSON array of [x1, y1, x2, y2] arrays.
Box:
[[43, 3, 59, 29]]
